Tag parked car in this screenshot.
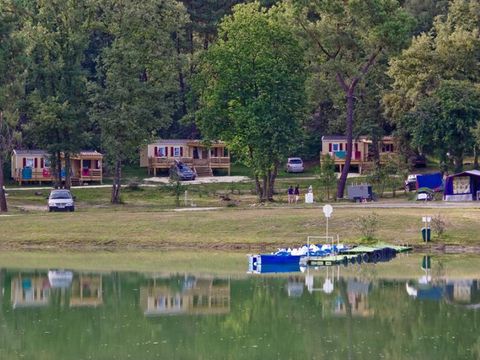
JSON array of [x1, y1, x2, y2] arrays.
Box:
[[404, 174, 418, 192], [410, 154, 427, 168], [286, 157, 304, 173], [416, 188, 434, 201], [47, 189, 75, 212], [170, 160, 196, 181]]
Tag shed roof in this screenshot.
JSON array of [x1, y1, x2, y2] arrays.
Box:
[[447, 170, 480, 178], [152, 139, 226, 146], [13, 149, 49, 156]]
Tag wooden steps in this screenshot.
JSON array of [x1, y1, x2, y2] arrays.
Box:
[[194, 166, 213, 177]]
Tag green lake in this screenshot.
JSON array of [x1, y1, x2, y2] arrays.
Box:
[[0, 253, 479, 359]]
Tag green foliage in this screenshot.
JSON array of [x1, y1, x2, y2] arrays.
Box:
[[0, 0, 27, 211], [354, 212, 380, 242], [431, 213, 447, 238], [288, 0, 414, 198], [169, 175, 189, 207], [89, 0, 188, 203], [22, 0, 92, 158], [194, 2, 306, 201], [402, 80, 480, 172], [317, 154, 337, 200], [385, 0, 480, 167]]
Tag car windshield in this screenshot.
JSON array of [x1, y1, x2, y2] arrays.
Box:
[[289, 159, 302, 164], [50, 191, 72, 199], [180, 165, 192, 173]]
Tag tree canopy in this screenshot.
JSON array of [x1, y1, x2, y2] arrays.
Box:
[[195, 2, 306, 201]]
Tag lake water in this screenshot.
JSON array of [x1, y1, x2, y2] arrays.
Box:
[[0, 254, 479, 359]]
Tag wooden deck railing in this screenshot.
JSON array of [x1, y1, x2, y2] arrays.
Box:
[[209, 157, 230, 164], [14, 169, 54, 182], [149, 157, 230, 168], [80, 169, 102, 180]]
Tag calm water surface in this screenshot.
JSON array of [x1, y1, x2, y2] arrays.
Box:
[[0, 254, 479, 359]]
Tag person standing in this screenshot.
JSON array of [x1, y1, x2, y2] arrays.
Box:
[[294, 184, 300, 204], [287, 185, 294, 204]]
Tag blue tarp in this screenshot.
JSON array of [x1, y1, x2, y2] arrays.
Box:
[[416, 172, 443, 191]]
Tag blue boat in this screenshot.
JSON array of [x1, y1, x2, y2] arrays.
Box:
[[248, 244, 347, 273]]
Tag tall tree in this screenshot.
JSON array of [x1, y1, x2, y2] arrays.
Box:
[[403, 80, 480, 172], [89, 0, 188, 204], [385, 0, 480, 170], [194, 2, 306, 201], [289, 0, 414, 198], [0, 0, 26, 212], [22, 0, 92, 189]]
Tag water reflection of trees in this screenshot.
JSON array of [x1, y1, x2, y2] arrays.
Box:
[[0, 266, 479, 359]]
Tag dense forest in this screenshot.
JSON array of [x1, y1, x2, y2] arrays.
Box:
[[0, 0, 479, 205]]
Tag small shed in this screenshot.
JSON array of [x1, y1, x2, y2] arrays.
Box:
[[347, 184, 373, 201], [444, 170, 480, 201]]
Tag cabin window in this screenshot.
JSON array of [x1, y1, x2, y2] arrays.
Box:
[[44, 158, 51, 168], [223, 148, 228, 157], [382, 144, 394, 152], [173, 146, 181, 157], [25, 158, 34, 168], [158, 146, 166, 157], [332, 144, 339, 152], [95, 160, 101, 169], [83, 160, 92, 169]]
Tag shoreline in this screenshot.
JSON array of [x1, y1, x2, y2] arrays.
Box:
[[1, 242, 480, 254]]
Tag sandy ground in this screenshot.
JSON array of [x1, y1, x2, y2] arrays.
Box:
[[143, 176, 250, 184]]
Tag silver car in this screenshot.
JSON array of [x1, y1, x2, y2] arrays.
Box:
[[286, 157, 304, 173], [48, 189, 75, 212]]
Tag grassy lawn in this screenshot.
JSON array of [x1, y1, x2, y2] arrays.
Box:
[[1, 206, 479, 251]]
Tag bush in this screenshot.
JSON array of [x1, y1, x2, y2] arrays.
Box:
[[126, 178, 142, 191], [431, 214, 447, 237], [354, 212, 379, 241]]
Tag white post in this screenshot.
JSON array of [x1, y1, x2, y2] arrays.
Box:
[[322, 204, 333, 255]]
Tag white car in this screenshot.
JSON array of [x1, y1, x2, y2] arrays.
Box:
[[48, 189, 75, 212], [286, 157, 304, 173]]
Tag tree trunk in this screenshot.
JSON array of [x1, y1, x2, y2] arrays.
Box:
[[111, 159, 122, 204], [474, 146, 479, 170], [254, 174, 262, 201], [262, 175, 268, 202], [0, 152, 7, 212], [337, 87, 356, 199], [371, 132, 380, 168], [56, 152, 63, 189], [64, 153, 71, 189], [453, 154, 463, 173], [268, 164, 278, 201]]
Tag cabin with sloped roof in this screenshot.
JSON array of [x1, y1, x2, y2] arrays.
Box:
[[11, 149, 103, 185], [321, 136, 396, 174], [140, 139, 230, 177]]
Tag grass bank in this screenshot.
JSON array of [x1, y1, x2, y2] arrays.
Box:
[[0, 207, 479, 251]]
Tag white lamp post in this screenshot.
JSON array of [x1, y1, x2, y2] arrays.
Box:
[[323, 204, 333, 252]]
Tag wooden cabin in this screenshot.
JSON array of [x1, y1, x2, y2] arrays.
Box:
[[11, 149, 103, 185], [140, 139, 230, 177], [321, 136, 396, 174], [11, 150, 54, 184]]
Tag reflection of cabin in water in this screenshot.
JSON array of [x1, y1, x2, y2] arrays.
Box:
[[140, 139, 230, 177], [334, 280, 373, 317], [11, 274, 50, 309], [70, 275, 103, 307], [11, 149, 103, 185], [140, 277, 230, 316]]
